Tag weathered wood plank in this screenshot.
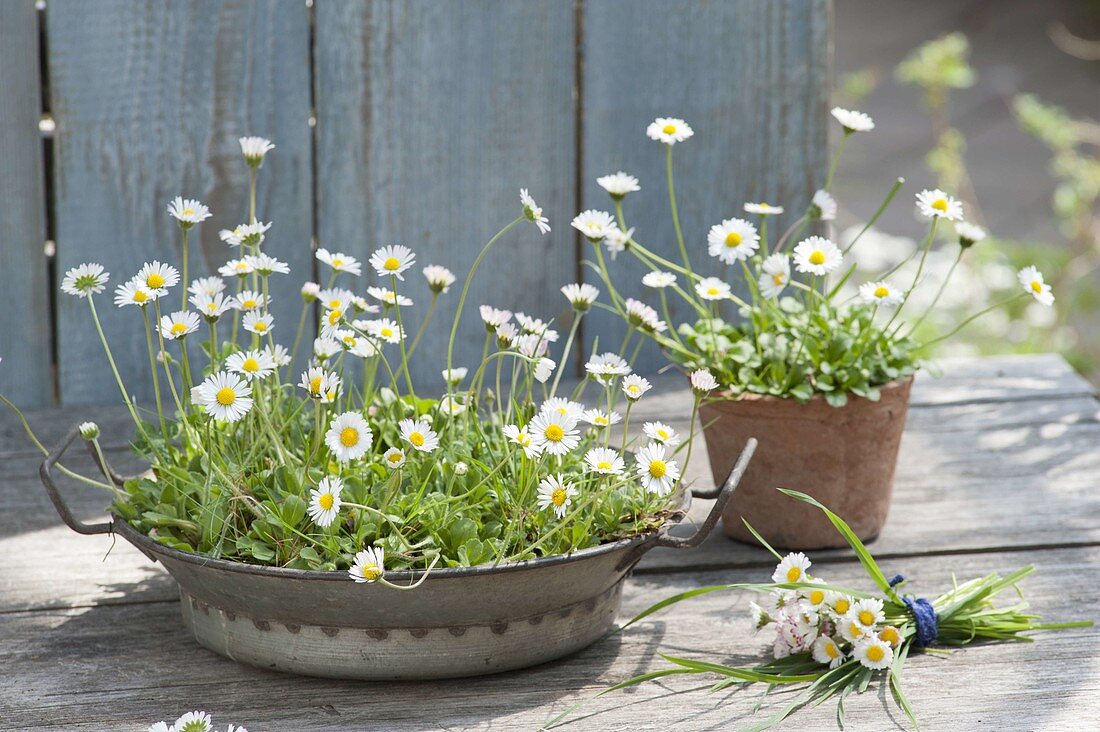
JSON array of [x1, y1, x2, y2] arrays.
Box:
[[313, 0, 576, 386], [581, 0, 830, 371], [47, 0, 313, 405], [1, 547, 1095, 730], [0, 2, 52, 407]]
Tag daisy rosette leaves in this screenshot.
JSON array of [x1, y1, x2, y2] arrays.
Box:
[[602, 490, 1093, 732]]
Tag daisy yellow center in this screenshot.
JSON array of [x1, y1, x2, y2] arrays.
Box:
[[825, 642, 839, 659], [243, 299, 257, 308], [849, 622, 864, 637], [773, 274, 785, 285], [147, 273, 165, 288], [242, 357, 259, 372], [662, 123, 676, 135], [786, 567, 801, 582], [181, 208, 194, 216], [707, 287, 720, 296], [931, 198, 948, 212], [380, 327, 393, 338], [809, 251, 826, 265], [340, 427, 359, 447], [1030, 280, 1042, 293], [331, 258, 344, 267], [873, 286, 889, 298], [328, 310, 342, 325], [809, 589, 826, 605], [551, 487, 567, 506], [328, 299, 342, 308], [387, 452, 403, 463], [170, 322, 187, 335], [409, 431, 425, 447], [362, 564, 382, 580], [627, 385, 641, 395], [253, 322, 268, 332], [206, 303, 217, 312], [657, 429, 669, 439], [215, 387, 236, 406], [310, 376, 323, 393], [319, 492, 335, 510], [517, 432, 529, 445], [880, 627, 900, 646], [725, 231, 743, 247], [383, 257, 401, 270], [133, 290, 148, 303], [834, 599, 850, 614], [648, 460, 667, 478], [597, 460, 612, 470], [595, 416, 609, 425], [865, 645, 886, 663], [556, 407, 568, 416], [235, 263, 249, 271], [544, 424, 564, 442], [344, 336, 356, 345], [858, 610, 876, 626]]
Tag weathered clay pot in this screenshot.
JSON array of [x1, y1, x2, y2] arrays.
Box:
[[699, 378, 912, 550]]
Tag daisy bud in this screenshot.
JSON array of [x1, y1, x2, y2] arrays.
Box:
[[454, 461, 469, 476], [239, 136, 275, 167], [533, 357, 555, 384], [301, 282, 320, 302], [955, 222, 986, 250], [78, 422, 100, 440], [442, 367, 468, 386], [690, 369, 719, 396]]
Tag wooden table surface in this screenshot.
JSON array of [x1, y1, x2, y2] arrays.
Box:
[[2, 354, 1097, 731]]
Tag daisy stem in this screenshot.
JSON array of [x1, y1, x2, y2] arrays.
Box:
[[658, 289, 686, 348], [904, 247, 964, 338], [180, 228, 190, 311], [665, 146, 693, 277], [301, 400, 323, 488], [207, 320, 218, 367], [406, 292, 439, 360], [824, 132, 851, 192], [879, 219, 939, 336], [917, 292, 1027, 350], [390, 275, 416, 398], [178, 339, 195, 403], [774, 214, 808, 254], [248, 168, 257, 225], [290, 300, 310, 368], [153, 301, 186, 417], [86, 297, 145, 435], [550, 311, 583, 399], [620, 400, 634, 452], [140, 308, 168, 441], [841, 177, 905, 256]]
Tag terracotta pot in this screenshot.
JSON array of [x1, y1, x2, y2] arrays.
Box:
[[699, 378, 912, 550]]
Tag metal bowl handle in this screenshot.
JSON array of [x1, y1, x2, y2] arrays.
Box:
[[39, 426, 114, 535], [655, 437, 756, 550]]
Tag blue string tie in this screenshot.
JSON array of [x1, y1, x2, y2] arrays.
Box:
[[888, 574, 938, 649]]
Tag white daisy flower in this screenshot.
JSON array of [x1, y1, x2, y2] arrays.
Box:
[[190, 371, 253, 422], [520, 188, 551, 234], [167, 197, 211, 228], [351, 296, 378, 314], [78, 421, 100, 440], [690, 369, 719, 395], [743, 202, 785, 216], [537, 474, 578, 519], [514, 334, 549, 359], [114, 280, 156, 308], [299, 281, 321, 302], [621, 374, 652, 401], [148, 722, 172, 732], [173, 711, 213, 732], [438, 395, 466, 416], [366, 285, 412, 307], [326, 411, 373, 462], [634, 442, 681, 495], [624, 298, 663, 331], [370, 244, 416, 280], [226, 349, 276, 381], [336, 329, 379, 359], [758, 253, 791, 298], [135, 261, 180, 293], [811, 189, 837, 221], [643, 421, 681, 446], [423, 265, 456, 294], [299, 367, 341, 402], [603, 225, 634, 258], [239, 135, 275, 165], [825, 592, 853, 619], [479, 305, 513, 330], [839, 613, 870, 644], [158, 310, 200, 340], [349, 546, 385, 583], [749, 601, 772, 631], [830, 106, 875, 133], [318, 287, 354, 311], [264, 343, 291, 367], [851, 598, 885, 630], [308, 476, 344, 527], [582, 409, 621, 428], [218, 258, 254, 278], [801, 579, 829, 609], [540, 397, 585, 420], [232, 290, 267, 311], [495, 322, 518, 347], [695, 276, 731, 301], [956, 222, 986, 248], [793, 236, 843, 275], [1018, 266, 1054, 306], [878, 625, 903, 649], [646, 117, 694, 145], [642, 271, 676, 289], [219, 221, 271, 248], [313, 336, 341, 360], [853, 637, 893, 670], [528, 411, 580, 456], [859, 280, 903, 307], [811, 635, 846, 669], [585, 352, 631, 382], [364, 318, 403, 344], [190, 291, 231, 321], [242, 311, 274, 335], [915, 189, 964, 221], [571, 209, 617, 242], [246, 253, 290, 275], [773, 552, 811, 584], [442, 367, 468, 386], [399, 418, 439, 453], [561, 282, 600, 311], [189, 276, 225, 297], [533, 357, 555, 384], [503, 424, 541, 459], [316, 248, 362, 276], [707, 217, 760, 264], [382, 447, 407, 470], [596, 171, 640, 199], [585, 447, 625, 476]]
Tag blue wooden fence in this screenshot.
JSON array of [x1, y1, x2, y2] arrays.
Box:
[[0, 0, 828, 406]]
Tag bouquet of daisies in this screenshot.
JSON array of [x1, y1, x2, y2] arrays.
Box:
[[4, 136, 714, 585], [578, 110, 1054, 406], [603, 489, 1092, 730]]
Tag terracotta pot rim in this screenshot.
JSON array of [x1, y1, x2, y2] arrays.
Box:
[[706, 375, 914, 405]]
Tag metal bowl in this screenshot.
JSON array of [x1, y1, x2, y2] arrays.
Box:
[[41, 427, 755, 680]]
